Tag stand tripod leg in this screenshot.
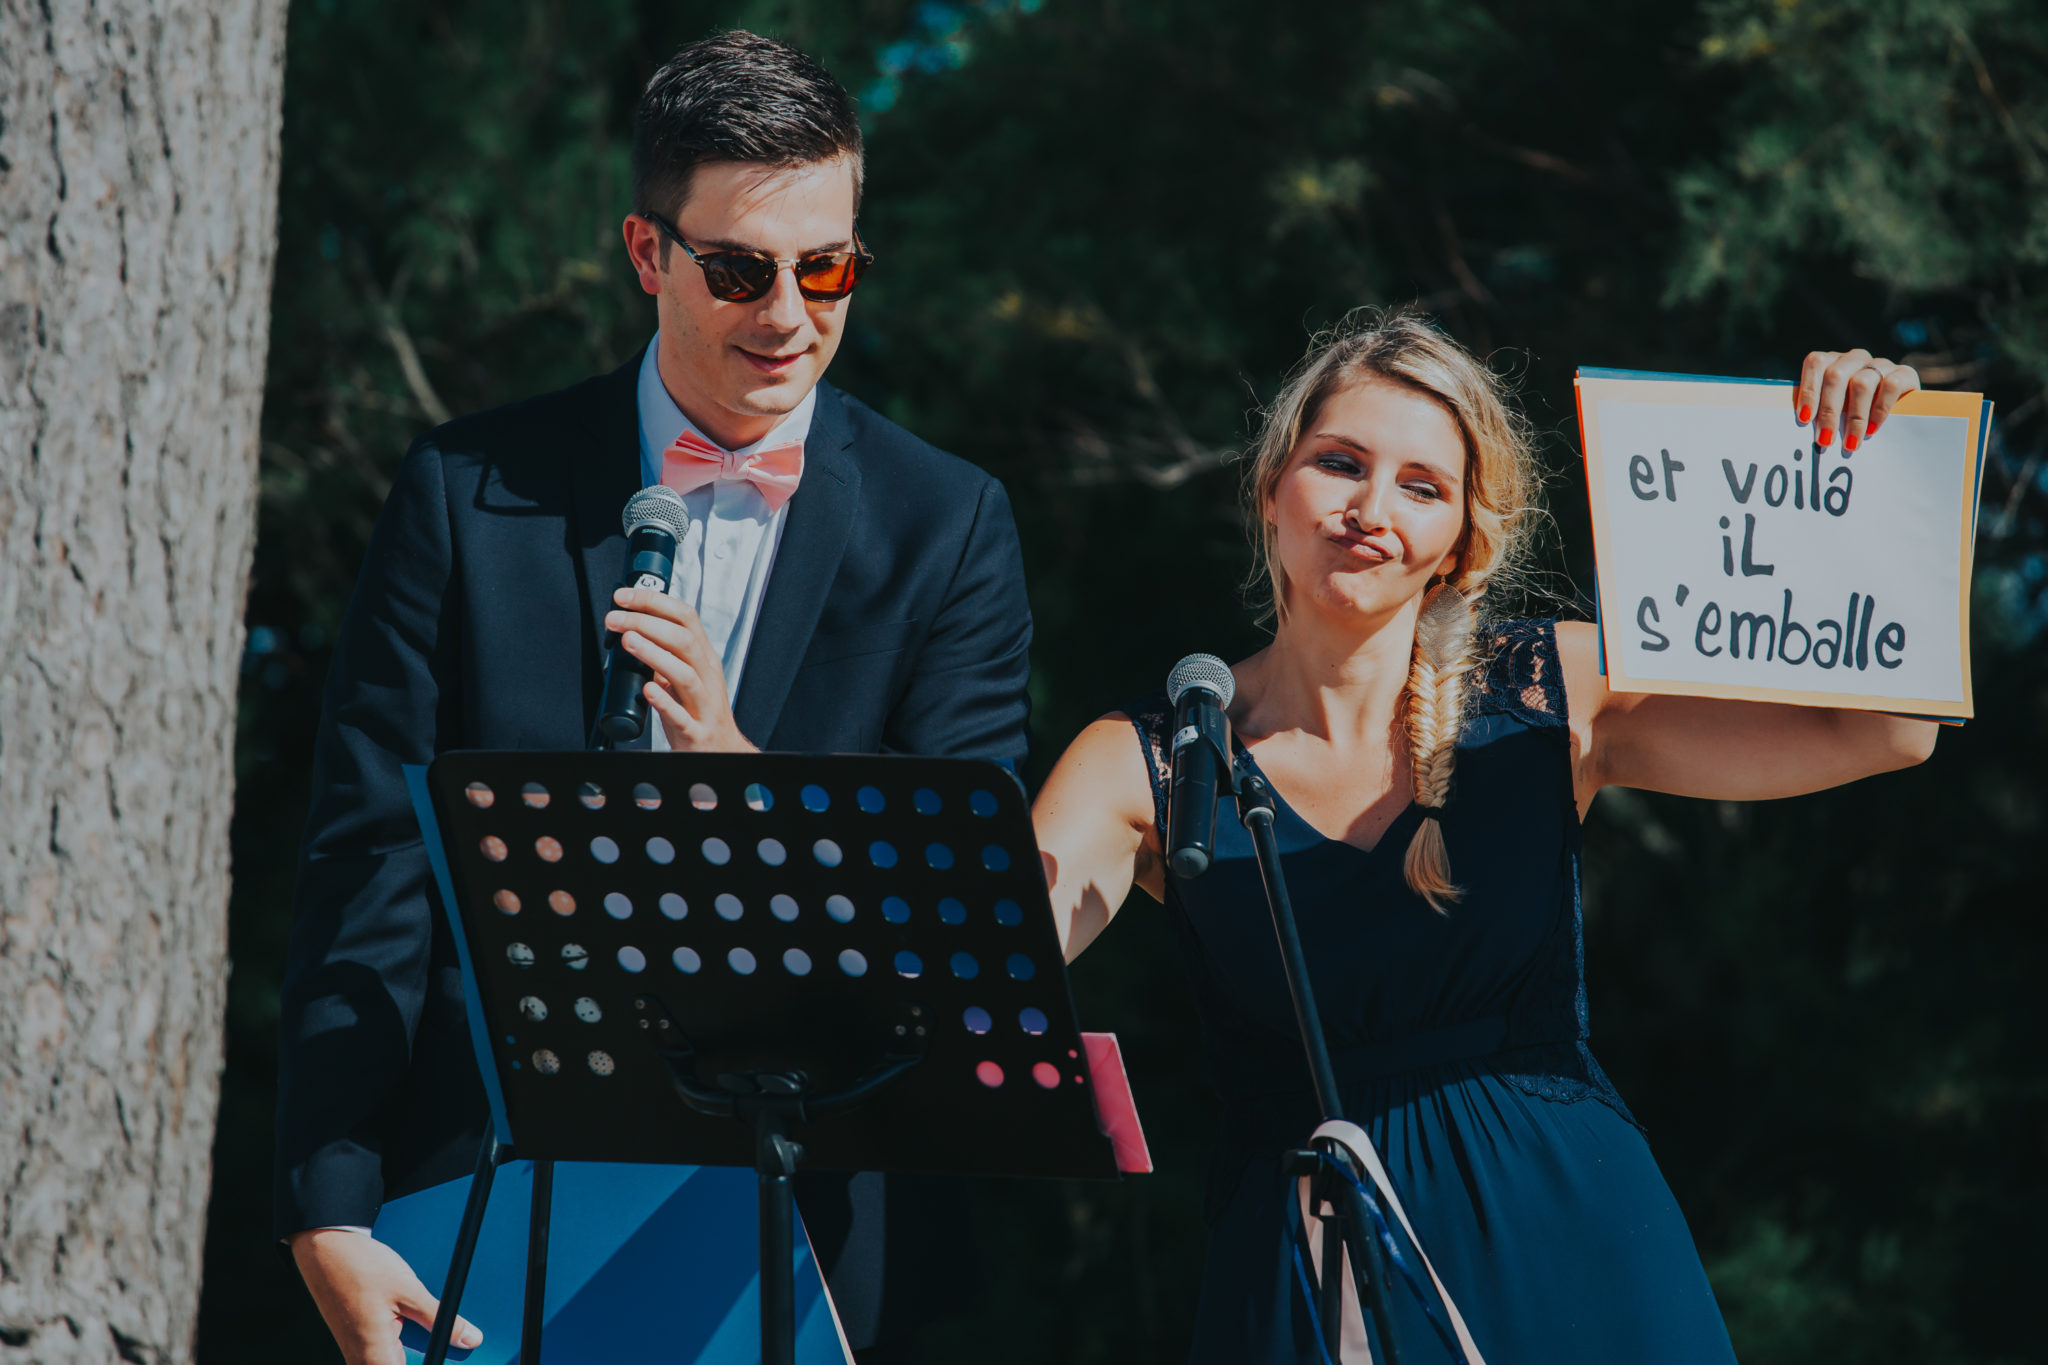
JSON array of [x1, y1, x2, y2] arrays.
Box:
[[522, 1157, 554, 1362], [1337, 1176, 1405, 1365], [757, 1122, 800, 1365], [759, 1165, 795, 1365], [1319, 1210, 1346, 1359], [425, 1133, 502, 1365]]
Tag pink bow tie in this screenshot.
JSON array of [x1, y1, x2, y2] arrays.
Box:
[[660, 429, 805, 511]]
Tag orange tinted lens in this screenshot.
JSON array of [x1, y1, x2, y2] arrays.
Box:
[[794, 253, 862, 298]]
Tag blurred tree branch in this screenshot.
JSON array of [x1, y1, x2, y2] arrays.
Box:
[[351, 251, 453, 426]]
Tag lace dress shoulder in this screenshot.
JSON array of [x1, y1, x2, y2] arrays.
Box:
[[1469, 617, 1568, 729], [1119, 690, 1174, 839]]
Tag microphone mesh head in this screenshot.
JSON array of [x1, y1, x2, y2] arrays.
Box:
[[1167, 653, 1235, 707], [622, 484, 692, 541]]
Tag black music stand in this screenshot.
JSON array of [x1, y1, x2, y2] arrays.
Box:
[[411, 750, 1123, 1365]]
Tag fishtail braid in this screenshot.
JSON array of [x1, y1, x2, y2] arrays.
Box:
[[1402, 582, 1480, 912]]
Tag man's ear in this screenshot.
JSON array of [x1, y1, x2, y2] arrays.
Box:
[[622, 216, 663, 297]]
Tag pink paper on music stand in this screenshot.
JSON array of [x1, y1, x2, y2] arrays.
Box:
[[1081, 1032, 1152, 1173]]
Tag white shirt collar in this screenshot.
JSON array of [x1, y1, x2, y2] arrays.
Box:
[[636, 336, 818, 486]]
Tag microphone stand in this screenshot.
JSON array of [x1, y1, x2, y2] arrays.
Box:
[[1233, 760, 1414, 1365]]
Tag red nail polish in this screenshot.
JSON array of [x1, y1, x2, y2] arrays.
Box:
[[1798, 404, 1813, 424], [1844, 431, 1859, 452], [1818, 426, 1833, 447]]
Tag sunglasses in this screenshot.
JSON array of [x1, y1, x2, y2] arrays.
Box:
[[643, 211, 873, 303]]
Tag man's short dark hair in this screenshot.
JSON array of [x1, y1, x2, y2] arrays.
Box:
[[632, 31, 864, 226]]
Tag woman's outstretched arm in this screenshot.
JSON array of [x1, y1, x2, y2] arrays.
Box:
[[1555, 620, 1939, 815], [1032, 715, 1165, 961]]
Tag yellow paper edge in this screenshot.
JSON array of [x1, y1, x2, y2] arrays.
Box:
[[1574, 378, 1984, 719]]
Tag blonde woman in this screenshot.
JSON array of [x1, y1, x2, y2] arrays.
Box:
[[1033, 311, 1931, 1362]]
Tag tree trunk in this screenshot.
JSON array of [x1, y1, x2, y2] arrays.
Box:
[[0, 2, 285, 1360]]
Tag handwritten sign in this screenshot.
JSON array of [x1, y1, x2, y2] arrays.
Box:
[[1575, 369, 1991, 719]]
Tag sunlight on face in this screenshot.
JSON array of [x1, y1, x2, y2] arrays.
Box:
[[1266, 378, 1468, 625], [626, 155, 859, 448]]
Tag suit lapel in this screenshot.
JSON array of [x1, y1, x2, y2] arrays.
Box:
[[570, 349, 648, 718], [733, 384, 862, 745]]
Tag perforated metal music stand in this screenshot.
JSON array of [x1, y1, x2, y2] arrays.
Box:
[[412, 751, 1122, 1365]]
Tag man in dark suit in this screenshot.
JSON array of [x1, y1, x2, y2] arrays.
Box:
[[277, 32, 1028, 1365]]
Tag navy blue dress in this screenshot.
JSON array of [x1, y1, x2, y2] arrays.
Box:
[[1126, 619, 1736, 1364]]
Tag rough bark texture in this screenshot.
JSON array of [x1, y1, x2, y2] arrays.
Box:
[[0, 1, 285, 1360]]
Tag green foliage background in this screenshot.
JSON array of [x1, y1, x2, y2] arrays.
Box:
[[207, 1, 2048, 1360]]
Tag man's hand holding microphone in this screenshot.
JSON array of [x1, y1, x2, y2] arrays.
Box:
[[594, 484, 753, 754], [605, 583, 755, 752]]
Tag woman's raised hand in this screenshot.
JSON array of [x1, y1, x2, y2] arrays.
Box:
[[1795, 349, 1921, 451]]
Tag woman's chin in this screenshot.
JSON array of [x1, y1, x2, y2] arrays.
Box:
[[1298, 584, 1423, 628]]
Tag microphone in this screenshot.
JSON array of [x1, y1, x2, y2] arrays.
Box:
[[593, 485, 693, 746], [1165, 654, 1236, 878]]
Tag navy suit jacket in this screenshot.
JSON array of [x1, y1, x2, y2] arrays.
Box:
[[274, 351, 1031, 1345]]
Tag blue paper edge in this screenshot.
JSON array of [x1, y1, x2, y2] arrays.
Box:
[[1577, 366, 1793, 387], [1971, 397, 1993, 539], [404, 763, 514, 1145], [1591, 575, 1605, 676]]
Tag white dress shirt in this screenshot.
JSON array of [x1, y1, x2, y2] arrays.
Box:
[[634, 335, 814, 750]]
